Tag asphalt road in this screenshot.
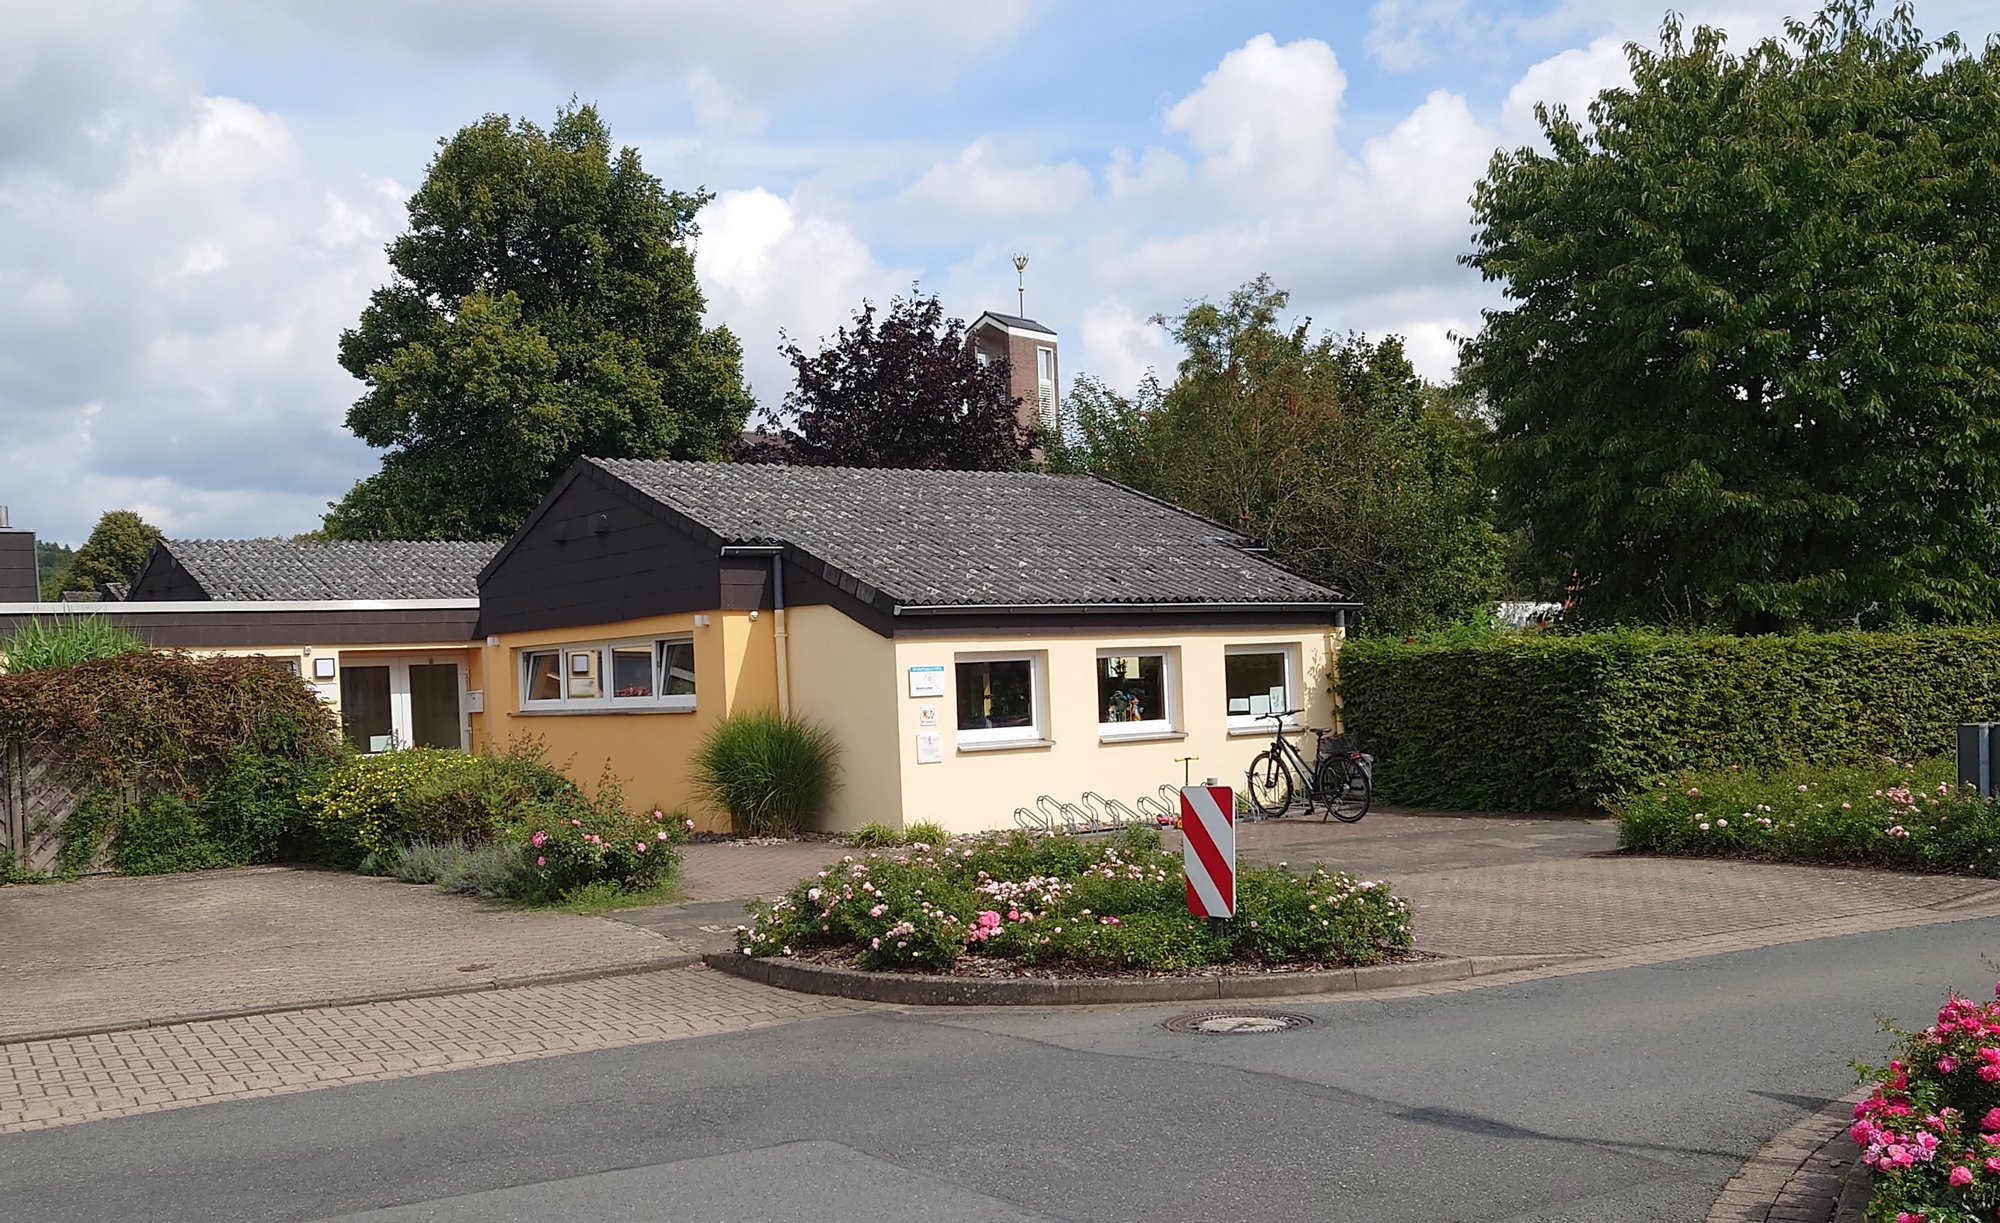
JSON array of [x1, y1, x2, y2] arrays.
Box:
[[7, 916, 1995, 1223]]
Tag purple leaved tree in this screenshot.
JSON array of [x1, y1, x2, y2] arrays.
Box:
[[741, 292, 1036, 469]]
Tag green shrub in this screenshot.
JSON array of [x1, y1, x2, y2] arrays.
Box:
[[739, 828, 1413, 972], [1615, 756, 2000, 874], [1340, 627, 2000, 811], [1853, 984, 2000, 1221], [0, 615, 145, 673], [299, 740, 575, 857], [0, 651, 340, 876], [388, 839, 537, 898], [848, 821, 900, 848], [693, 710, 840, 836]]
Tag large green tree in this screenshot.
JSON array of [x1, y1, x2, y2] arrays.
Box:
[[324, 104, 752, 540], [1468, 3, 2000, 632], [1054, 277, 1507, 636], [59, 511, 161, 596]]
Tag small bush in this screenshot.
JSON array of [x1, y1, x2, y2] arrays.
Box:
[[1341, 627, 2000, 810], [0, 615, 146, 674], [299, 739, 575, 857], [848, 821, 900, 848], [739, 828, 1413, 972], [1853, 983, 2000, 1221], [1616, 756, 2000, 875], [904, 820, 951, 847], [693, 710, 840, 836]]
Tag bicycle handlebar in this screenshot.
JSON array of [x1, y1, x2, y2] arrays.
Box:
[[1254, 708, 1304, 721]]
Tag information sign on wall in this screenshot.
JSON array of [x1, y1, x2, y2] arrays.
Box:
[[908, 665, 946, 697]]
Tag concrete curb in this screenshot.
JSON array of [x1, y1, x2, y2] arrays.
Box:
[[700, 949, 1588, 1006], [1706, 1086, 1868, 1223], [0, 953, 703, 1048]]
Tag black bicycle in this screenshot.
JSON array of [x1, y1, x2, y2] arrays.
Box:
[[1243, 709, 1371, 823]]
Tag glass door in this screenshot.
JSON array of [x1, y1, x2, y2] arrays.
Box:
[[339, 666, 393, 752], [408, 663, 462, 749]]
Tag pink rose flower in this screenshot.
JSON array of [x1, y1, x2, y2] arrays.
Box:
[[530, 831, 547, 848], [1951, 1165, 1974, 1187], [536, 856, 546, 866], [635, 842, 647, 853]]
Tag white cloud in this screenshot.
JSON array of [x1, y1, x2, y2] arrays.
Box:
[[1502, 37, 1633, 142], [694, 187, 911, 410], [1165, 34, 1346, 199], [199, 0, 1041, 132], [1077, 301, 1175, 393], [1365, 0, 1488, 71], [0, 81, 398, 543], [901, 139, 1092, 220]]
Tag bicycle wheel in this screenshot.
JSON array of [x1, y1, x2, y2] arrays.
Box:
[[1245, 750, 1294, 817], [1318, 756, 1371, 823]]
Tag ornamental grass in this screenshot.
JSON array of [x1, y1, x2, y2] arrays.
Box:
[[1615, 757, 2000, 876], [738, 827, 1413, 973]]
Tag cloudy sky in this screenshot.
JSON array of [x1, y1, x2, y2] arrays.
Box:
[[7, 0, 2000, 544]]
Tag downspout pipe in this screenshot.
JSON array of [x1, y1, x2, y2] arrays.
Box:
[[719, 544, 790, 714], [772, 553, 790, 716]]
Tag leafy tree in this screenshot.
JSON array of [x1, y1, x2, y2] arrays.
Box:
[[60, 511, 161, 595], [36, 540, 75, 601], [1054, 277, 1507, 635], [1467, 3, 2000, 632], [324, 103, 752, 540], [742, 292, 1034, 469]]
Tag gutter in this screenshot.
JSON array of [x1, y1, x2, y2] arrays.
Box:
[[0, 599, 480, 613], [888, 601, 1357, 616]]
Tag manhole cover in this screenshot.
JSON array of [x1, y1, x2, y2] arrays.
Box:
[[1162, 1008, 1316, 1035]]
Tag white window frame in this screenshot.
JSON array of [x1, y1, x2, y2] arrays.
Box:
[[1095, 646, 1179, 741], [519, 636, 697, 714], [1224, 643, 1301, 733], [1036, 345, 1056, 427], [953, 650, 1047, 747]]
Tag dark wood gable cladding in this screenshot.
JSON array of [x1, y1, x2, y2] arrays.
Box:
[[477, 465, 794, 636], [127, 545, 212, 601]]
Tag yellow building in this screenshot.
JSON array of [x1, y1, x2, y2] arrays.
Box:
[[476, 459, 1357, 834]]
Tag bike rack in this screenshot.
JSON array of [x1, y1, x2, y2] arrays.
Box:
[[1011, 789, 1170, 835]]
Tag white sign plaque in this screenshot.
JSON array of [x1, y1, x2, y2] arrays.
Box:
[[908, 665, 946, 697], [918, 705, 938, 727], [915, 731, 943, 764]]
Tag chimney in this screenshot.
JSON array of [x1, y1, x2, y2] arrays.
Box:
[[0, 508, 37, 602]]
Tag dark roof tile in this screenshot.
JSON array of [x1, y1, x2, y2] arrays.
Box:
[[159, 539, 498, 601], [587, 459, 1347, 608]]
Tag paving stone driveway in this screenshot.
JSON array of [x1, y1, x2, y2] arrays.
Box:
[[10, 812, 2000, 1136], [0, 867, 678, 1042]]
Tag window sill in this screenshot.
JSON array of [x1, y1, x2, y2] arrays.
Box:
[[511, 706, 696, 717], [1228, 723, 1298, 737], [1098, 729, 1187, 744], [956, 737, 1056, 753]]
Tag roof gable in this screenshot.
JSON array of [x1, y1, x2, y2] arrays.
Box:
[[584, 458, 1349, 611]]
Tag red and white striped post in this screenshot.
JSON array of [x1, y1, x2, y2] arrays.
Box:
[[1181, 781, 1235, 919]]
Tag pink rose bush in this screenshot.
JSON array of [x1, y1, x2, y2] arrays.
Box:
[[522, 803, 687, 900], [736, 827, 1413, 972], [1618, 757, 2000, 876], [1854, 984, 2000, 1222]]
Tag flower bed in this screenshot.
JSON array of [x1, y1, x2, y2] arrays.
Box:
[[1852, 982, 2000, 1222], [1615, 757, 2000, 876], [736, 827, 1413, 974]]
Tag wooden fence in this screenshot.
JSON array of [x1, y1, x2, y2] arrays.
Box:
[[0, 741, 109, 875]]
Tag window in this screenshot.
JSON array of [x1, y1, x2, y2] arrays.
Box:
[[1036, 346, 1055, 426], [520, 637, 696, 712], [1097, 649, 1176, 738], [955, 654, 1043, 746], [1225, 644, 1299, 730]]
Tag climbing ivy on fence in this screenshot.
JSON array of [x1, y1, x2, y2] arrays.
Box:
[[1337, 629, 2000, 811], [0, 651, 342, 874]]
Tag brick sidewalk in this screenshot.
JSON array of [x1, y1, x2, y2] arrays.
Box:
[[0, 966, 860, 1134], [0, 867, 678, 1041]]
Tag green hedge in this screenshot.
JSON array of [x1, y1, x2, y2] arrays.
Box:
[[1337, 628, 2000, 811]]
